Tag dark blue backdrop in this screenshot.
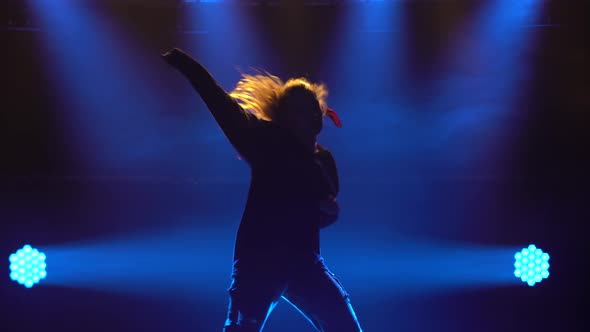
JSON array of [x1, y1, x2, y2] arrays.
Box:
[[1, 1, 588, 331]]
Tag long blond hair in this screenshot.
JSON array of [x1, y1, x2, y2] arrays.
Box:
[[229, 70, 329, 122]]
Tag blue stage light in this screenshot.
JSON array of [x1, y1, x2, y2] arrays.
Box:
[[514, 244, 549, 287], [9, 245, 47, 288]]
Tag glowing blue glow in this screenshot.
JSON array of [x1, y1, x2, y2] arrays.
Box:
[[514, 245, 549, 287], [9, 245, 47, 288]]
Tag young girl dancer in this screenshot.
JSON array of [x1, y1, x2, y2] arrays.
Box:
[[162, 48, 362, 332]]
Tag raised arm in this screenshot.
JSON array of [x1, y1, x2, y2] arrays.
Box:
[[162, 48, 264, 161]]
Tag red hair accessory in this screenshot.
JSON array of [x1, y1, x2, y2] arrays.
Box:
[[325, 107, 342, 128]]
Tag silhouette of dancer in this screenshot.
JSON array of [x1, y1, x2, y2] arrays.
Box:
[[162, 48, 362, 332]]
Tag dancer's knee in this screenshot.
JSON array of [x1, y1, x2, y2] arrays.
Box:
[[223, 319, 263, 332], [223, 311, 266, 332]]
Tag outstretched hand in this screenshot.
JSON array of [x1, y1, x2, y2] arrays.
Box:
[[161, 47, 187, 69]]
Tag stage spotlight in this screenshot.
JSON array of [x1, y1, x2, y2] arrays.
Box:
[[514, 244, 549, 287], [9, 245, 47, 288]]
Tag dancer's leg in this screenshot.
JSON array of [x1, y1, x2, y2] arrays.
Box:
[[282, 259, 362, 332], [222, 259, 287, 332]]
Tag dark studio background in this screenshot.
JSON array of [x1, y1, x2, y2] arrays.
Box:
[[1, 0, 589, 331]]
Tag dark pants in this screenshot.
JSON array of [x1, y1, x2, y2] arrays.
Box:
[[222, 254, 363, 332]]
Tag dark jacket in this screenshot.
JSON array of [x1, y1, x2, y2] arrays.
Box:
[[167, 49, 339, 260]]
